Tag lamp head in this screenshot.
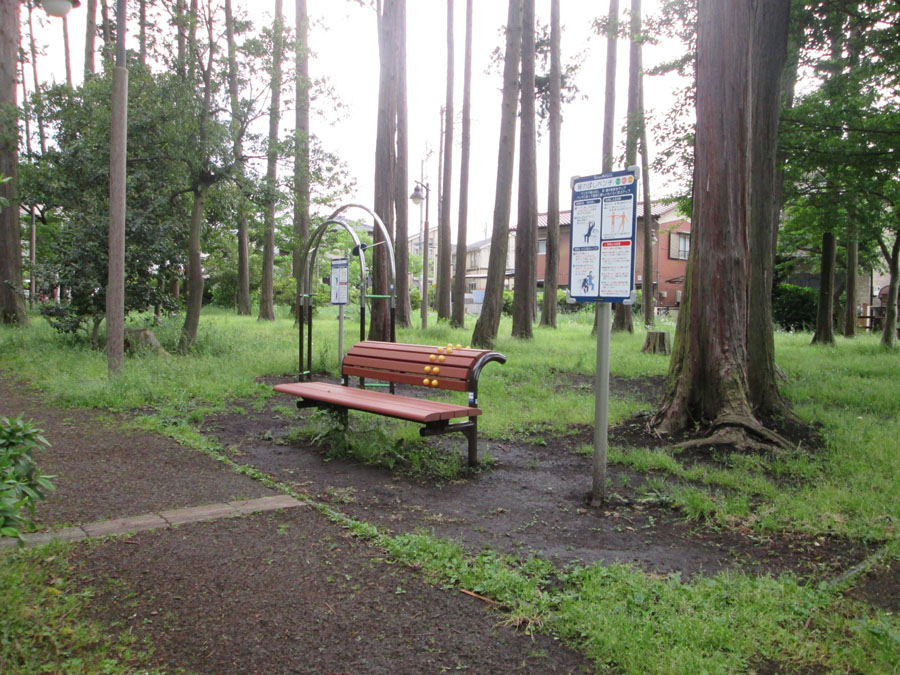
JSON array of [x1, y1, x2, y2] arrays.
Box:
[[42, 0, 81, 18], [409, 184, 425, 206]]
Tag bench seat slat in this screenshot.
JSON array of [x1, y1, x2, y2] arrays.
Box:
[[341, 355, 470, 381], [273, 381, 480, 423], [343, 366, 469, 392], [348, 347, 477, 370]]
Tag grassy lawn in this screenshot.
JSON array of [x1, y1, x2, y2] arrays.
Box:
[[2, 306, 899, 672]]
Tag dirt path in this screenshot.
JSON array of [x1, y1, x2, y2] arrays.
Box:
[[207, 378, 873, 582], [1, 374, 592, 673]]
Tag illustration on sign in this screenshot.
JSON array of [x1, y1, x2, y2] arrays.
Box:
[[330, 258, 349, 305], [569, 168, 639, 303]]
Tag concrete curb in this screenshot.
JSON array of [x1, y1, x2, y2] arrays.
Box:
[[1, 495, 305, 550]]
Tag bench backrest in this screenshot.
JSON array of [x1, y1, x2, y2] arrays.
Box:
[[341, 341, 505, 394]]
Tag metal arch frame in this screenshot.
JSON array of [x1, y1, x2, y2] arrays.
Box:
[[298, 204, 397, 382]]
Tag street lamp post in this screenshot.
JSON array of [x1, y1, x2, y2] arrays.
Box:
[[410, 180, 430, 330]]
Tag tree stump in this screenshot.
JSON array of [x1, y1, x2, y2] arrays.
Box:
[[125, 328, 168, 356], [642, 330, 671, 355]]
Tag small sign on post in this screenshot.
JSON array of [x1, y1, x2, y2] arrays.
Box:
[[330, 258, 349, 369], [569, 168, 639, 504]]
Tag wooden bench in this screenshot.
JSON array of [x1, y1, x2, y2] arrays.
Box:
[[273, 341, 507, 466]]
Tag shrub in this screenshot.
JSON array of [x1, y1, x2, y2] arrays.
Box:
[[0, 416, 54, 543], [772, 283, 818, 331], [502, 290, 514, 315]]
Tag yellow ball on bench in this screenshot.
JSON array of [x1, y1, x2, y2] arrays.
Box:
[[430, 379, 439, 387], [432, 367, 440, 375], [423, 378, 431, 386]]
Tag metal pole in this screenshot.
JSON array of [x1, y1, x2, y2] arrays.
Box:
[[592, 301, 611, 504], [338, 303, 344, 371], [422, 183, 429, 329]]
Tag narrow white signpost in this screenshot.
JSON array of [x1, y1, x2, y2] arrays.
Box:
[[330, 258, 349, 368], [569, 168, 639, 503]]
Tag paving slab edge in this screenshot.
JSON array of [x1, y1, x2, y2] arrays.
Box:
[[1, 495, 305, 550]]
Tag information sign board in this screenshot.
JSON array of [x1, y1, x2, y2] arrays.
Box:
[[330, 258, 349, 305], [569, 168, 638, 303]]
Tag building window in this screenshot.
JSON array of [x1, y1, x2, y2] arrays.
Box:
[[538, 239, 547, 255], [468, 252, 478, 269], [670, 232, 690, 260]]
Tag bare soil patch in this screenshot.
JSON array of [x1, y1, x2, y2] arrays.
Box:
[[207, 375, 872, 582]]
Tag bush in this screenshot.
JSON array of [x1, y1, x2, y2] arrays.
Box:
[[0, 416, 54, 543], [502, 290, 514, 315], [772, 283, 818, 331]]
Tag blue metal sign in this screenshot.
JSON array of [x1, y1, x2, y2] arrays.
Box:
[[569, 168, 639, 303]]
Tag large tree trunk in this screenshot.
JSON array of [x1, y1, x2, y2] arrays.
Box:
[[842, 234, 858, 337], [437, 0, 454, 321], [175, 0, 186, 77], [451, 0, 472, 329], [511, 0, 537, 340], [84, 0, 98, 79], [614, 0, 642, 335], [652, 0, 789, 451], [540, 0, 561, 329], [138, 0, 147, 65], [370, 0, 399, 341], [293, 0, 311, 325], [393, 0, 411, 329], [878, 234, 899, 349], [639, 82, 655, 329], [179, 185, 208, 352], [224, 0, 251, 315], [811, 231, 836, 345], [594, 0, 618, 336], [63, 16, 73, 87], [258, 0, 285, 322], [0, 0, 27, 324], [471, 0, 522, 348], [747, 0, 789, 415]]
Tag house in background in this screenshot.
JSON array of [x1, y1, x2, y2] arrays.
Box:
[[533, 201, 692, 309]]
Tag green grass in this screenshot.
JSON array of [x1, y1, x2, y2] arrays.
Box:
[[0, 542, 159, 673], [3, 305, 900, 672]]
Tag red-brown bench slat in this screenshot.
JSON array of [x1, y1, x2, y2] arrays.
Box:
[[341, 354, 471, 381]]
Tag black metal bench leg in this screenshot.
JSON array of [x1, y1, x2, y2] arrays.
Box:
[[465, 417, 478, 467]]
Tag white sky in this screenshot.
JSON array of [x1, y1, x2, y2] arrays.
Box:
[[31, 0, 688, 244]]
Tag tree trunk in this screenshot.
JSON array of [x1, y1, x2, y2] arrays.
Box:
[[258, 0, 285, 322], [224, 0, 251, 315], [879, 235, 899, 349], [27, 3, 47, 155], [63, 15, 73, 87], [179, 185, 208, 352], [139, 0, 147, 65], [652, 0, 789, 451], [540, 0, 560, 329], [437, 0, 454, 321], [451, 0, 472, 329], [842, 234, 858, 337], [471, 0, 522, 348], [84, 0, 98, 79], [811, 231, 836, 345], [370, 0, 399, 341], [747, 0, 789, 415], [639, 81, 655, 328], [511, 0, 537, 340], [0, 0, 27, 324], [594, 0, 618, 336], [100, 0, 113, 69], [293, 0, 311, 324], [393, 0, 411, 329]]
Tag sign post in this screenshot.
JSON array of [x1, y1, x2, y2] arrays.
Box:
[[569, 167, 639, 504], [330, 258, 349, 369]]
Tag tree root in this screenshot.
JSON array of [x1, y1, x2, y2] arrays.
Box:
[[674, 413, 793, 453]]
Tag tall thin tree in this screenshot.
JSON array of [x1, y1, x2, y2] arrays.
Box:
[[540, 0, 561, 329], [393, 0, 412, 328], [511, 0, 537, 339], [293, 0, 311, 324], [224, 0, 251, 315], [437, 0, 454, 320], [451, 0, 472, 328], [471, 0, 522, 348], [0, 0, 28, 324], [84, 0, 97, 79], [370, 0, 399, 341], [258, 0, 285, 322]]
